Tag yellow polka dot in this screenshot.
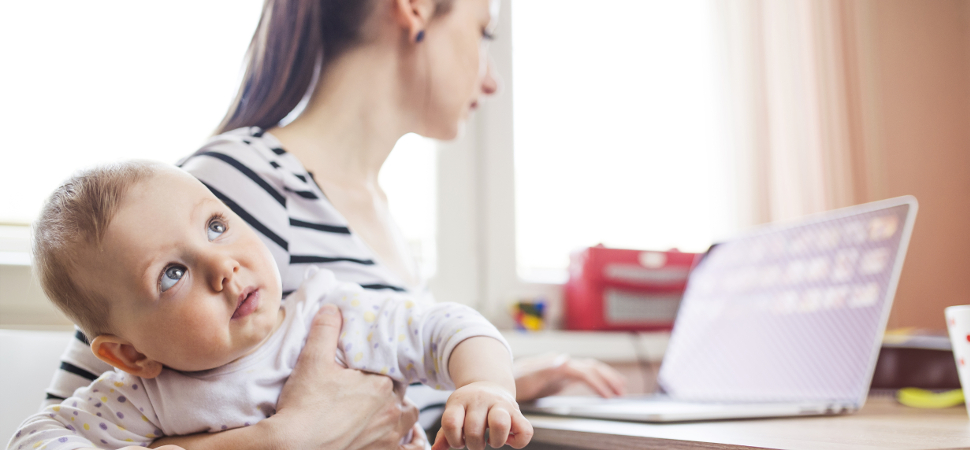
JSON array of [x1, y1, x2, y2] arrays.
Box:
[[380, 367, 388, 375], [52, 406, 60, 412], [398, 334, 405, 342], [367, 332, 373, 342], [408, 317, 413, 327], [109, 389, 115, 393], [142, 415, 149, 422], [405, 301, 414, 309], [100, 396, 107, 402], [33, 441, 41, 448], [113, 381, 124, 388], [354, 352, 363, 363], [145, 434, 155, 439], [406, 363, 414, 371], [363, 311, 375, 323], [83, 423, 90, 430], [340, 332, 347, 339], [351, 299, 360, 307], [125, 438, 133, 442], [71, 417, 75, 421], [118, 425, 126, 431], [435, 384, 442, 390]]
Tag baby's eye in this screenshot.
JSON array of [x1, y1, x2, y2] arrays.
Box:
[[207, 219, 227, 241], [160, 265, 185, 292]]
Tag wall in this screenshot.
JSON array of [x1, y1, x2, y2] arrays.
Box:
[[0, 265, 71, 330], [868, 0, 970, 330]]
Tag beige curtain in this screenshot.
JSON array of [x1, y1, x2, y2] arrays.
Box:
[[715, 0, 888, 228]]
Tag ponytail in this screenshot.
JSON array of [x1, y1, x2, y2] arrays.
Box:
[[215, 0, 377, 134]]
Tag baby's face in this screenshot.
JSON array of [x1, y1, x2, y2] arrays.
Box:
[[75, 167, 283, 372]]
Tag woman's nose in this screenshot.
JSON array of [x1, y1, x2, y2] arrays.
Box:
[[481, 57, 499, 96]]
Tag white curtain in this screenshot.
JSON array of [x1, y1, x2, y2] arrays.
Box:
[[715, 0, 887, 228]]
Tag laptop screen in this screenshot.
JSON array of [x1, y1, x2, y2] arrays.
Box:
[[657, 199, 915, 403]]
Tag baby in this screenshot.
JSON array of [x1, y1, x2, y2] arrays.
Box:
[[9, 161, 532, 450]]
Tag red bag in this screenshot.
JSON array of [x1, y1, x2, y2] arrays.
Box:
[[564, 245, 701, 331]]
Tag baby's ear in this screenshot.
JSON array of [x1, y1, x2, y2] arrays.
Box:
[[90, 335, 163, 379]]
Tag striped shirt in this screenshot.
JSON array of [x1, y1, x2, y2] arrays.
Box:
[[43, 126, 449, 428]]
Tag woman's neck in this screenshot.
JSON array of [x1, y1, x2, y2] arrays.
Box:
[[269, 44, 419, 190]]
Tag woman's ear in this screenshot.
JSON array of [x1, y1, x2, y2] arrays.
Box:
[[90, 335, 163, 379], [393, 0, 436, 42]]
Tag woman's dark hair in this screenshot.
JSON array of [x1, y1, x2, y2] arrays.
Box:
[[216, 0, 453, 134]]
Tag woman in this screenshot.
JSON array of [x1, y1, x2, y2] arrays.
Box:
[[43, 0, 625, 448]]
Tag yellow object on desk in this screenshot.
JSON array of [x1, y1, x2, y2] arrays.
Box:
[[896, 387, 965, 408]]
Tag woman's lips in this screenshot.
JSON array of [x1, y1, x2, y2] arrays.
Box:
[[232, 288, 260, 320]]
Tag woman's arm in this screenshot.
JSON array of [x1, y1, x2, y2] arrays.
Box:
[[150, 306, 422, 450]]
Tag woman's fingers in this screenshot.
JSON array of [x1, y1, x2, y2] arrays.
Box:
[[440, 404, 466, 449], [275, 304, 414, 450], [562, 360, 614, 398], [486, 407, 512, 448], [594, 360, 628, 396], [300, 304, 344, 373]]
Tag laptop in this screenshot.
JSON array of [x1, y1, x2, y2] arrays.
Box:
[[522, 196, 918, 422]]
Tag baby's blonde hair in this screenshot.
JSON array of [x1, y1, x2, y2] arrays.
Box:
[[32, 160, 162, 338]]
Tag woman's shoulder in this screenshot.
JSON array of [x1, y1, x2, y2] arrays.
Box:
[[178, 127, 322, 204], [179, 127, 302, 179]]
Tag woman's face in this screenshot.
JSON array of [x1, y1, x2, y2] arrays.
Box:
[[419, 0, 499, 139]]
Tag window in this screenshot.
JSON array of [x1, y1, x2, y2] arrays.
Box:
[[430, 0, 738, 323], [511, 0, 734, 282]]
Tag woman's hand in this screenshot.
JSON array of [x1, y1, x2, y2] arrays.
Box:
[[269, 304, 421, 450], [513, 353, 627, 402]]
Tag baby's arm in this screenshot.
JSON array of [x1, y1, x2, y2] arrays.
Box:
[[8, 372, 164, 450], [300, 269, 506, 388]]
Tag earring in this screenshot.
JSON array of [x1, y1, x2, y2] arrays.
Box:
[[416, 30, 425, 43]]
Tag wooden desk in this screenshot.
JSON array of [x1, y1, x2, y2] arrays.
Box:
[[523, 396, 970, 449]]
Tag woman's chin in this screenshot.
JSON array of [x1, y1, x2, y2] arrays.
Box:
[[419, 122, 461, 141]]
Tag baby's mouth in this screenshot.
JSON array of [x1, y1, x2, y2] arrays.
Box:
[[232, 287, 260, 320]]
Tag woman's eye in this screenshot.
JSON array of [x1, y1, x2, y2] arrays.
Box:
[[160, 265, 185, 292], [207, 220, 226, 241]]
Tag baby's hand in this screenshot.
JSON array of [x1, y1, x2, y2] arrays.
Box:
[[431, 381, 533, 450]]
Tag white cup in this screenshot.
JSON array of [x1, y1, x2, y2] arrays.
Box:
[[945, 305, 970, 416]]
